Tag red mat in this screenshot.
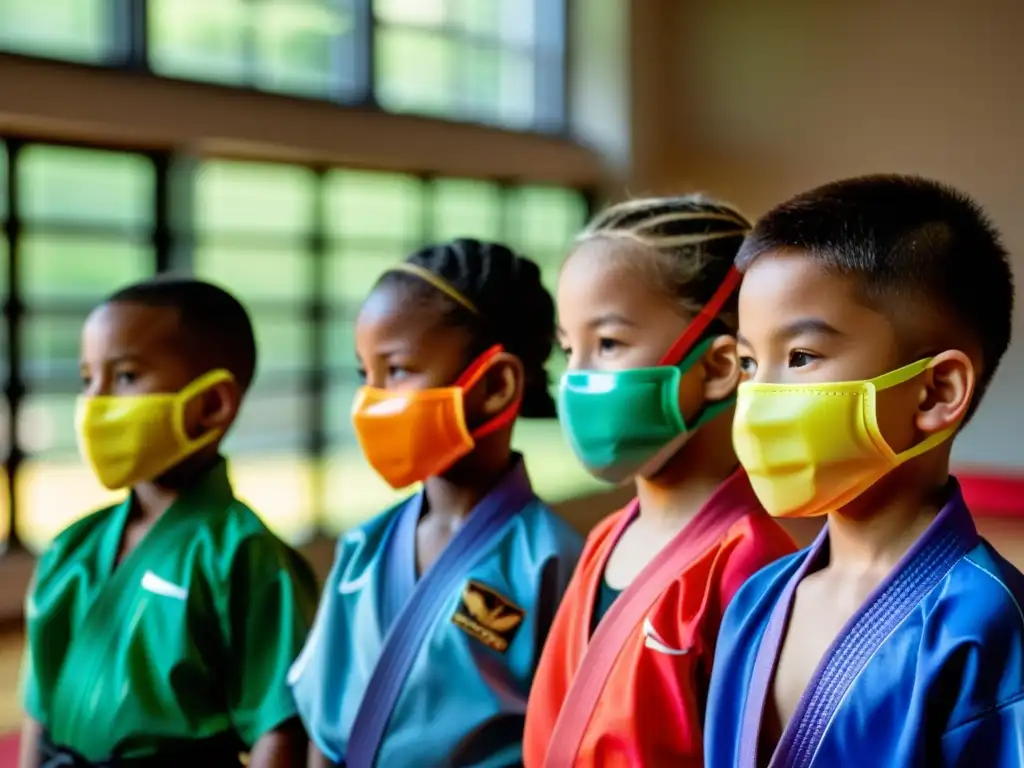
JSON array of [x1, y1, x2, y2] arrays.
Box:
[[0, 732, 18, 767]]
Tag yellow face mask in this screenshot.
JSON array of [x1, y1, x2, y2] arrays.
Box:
[[75, 369, 234, 491], [732, 358, 959, 518]]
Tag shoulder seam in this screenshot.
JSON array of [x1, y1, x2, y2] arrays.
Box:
[[962, 556, 1024, 631]]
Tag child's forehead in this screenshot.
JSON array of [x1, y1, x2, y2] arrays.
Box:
[[738, 250, 890, 340], [558, 240, 676, 317], [81, 301, 181, 354], [356, 284, 468, 352]]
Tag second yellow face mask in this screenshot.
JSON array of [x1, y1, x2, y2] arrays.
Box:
[[75, 369, 234, 491], [732, 358, 959, 518]]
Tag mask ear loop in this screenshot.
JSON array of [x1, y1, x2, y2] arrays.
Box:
[[655, 267, 743, 429], [453, 344, 523, 439], [657, 266, 743, 367]]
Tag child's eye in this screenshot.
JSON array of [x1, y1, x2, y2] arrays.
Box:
[[80, 375, 92, 391], [115, 371, 137, 386], [387, 365, 409, 380], [559, 345, 571, 358], [597, 338, 621, 354], [738, 356, 757, 377], [356, 368, 367, 383], [788, 350, 817, 368]]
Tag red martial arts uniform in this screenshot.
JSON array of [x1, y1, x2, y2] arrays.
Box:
[[524, 470, 795, 768]]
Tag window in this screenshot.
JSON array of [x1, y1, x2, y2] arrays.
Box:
[[0, 0, 115, 63], [147, 0, 363, 100], [14, 144, 157, 551], [192, 160, 320, 544], [0, 0, 567, 132], [0, 142, 7, 544], [373, 0, 565, 130]]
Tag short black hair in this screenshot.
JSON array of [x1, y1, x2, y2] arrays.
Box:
[[375, 239, 558, 418], [737, 174, 1014, 414], [104, 276, 258, 391]]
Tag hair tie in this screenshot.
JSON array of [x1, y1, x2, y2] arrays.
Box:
[[387, 263, 480, 316]]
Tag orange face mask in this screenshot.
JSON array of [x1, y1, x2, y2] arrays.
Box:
[[351, 345, 521, 489]]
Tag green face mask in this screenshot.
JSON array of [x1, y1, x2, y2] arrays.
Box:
[[557, 338, 735, 484]]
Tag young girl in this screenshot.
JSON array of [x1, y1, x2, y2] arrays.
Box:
[[288, 239, 583, 768], [523, 196, 797, 767]]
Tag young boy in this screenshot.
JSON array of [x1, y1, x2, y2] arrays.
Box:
[[704, 175, 1023, 767], [19, 278, 319, 767]]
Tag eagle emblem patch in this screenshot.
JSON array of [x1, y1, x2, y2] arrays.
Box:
[[451, 580, 525, 653]]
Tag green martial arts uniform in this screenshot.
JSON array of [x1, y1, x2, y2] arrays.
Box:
[[21, 459, 318, 763]]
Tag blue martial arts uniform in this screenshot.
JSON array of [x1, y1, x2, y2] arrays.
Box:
[[288, 457, 582, 768], [705, 479, 1024, 768]]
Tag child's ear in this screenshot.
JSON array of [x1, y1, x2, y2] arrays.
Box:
[[480, 353, 524, 418], [915, 349, 975, 434], [701, 335, 741, 402], [195, 379, 240, 435]]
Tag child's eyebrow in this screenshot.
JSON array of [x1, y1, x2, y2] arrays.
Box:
[[107, 353, 145, 365], [588, 313, 636, 330], [776, 317, 843, 341]]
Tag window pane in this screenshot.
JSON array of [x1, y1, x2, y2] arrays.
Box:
[[247, 312, 311, 375], [497, 0, 536, 47], [373, 0, 445, 26], [0, 0, 112, 63], [323, 443, 405, 533], [323, 170, 423, 241], [451, 44, 533, 127], [22, 315, 89, 387], [327, 244, 407, 304], [431, 179, 502, 242], [196, 161, 317, 237], [225, 387, 314, 543], [375, 27, 455, 118], [228, 453, 317, 544], [0, 140, 7, 220], [324, 312, 358, 372], [21, 235, 153, 304], [252, 1, 358, 98], [195, 244, 312, 305], [0, 396, 8, 459], [512, 419, 603, 501], [0, 234, 7, 312], [225, 387, 307, 454], [507, 185, 587, 252], [17, 391, 79, 456], [448, 0, 502, 37], [0, 238, 7, 383], [18, 146, 155, 231], [16, 458, 121, 553], [148, 0, 248, 85], [324, 377, 358, 441]]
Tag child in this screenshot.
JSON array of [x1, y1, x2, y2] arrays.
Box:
[[704, 175, 1024, 767], [523, 196, 796, 767], [20, 278, 319, 767], [288, 239, 583, 768]]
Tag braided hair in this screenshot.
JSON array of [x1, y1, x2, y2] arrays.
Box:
[[574, 194, 752, 333], [375, 239, 557, 418]]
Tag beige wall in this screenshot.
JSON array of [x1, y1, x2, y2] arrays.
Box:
[[628, 0, 1024, 471]]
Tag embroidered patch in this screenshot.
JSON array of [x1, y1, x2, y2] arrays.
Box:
[[452, 580, 525, 653]]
